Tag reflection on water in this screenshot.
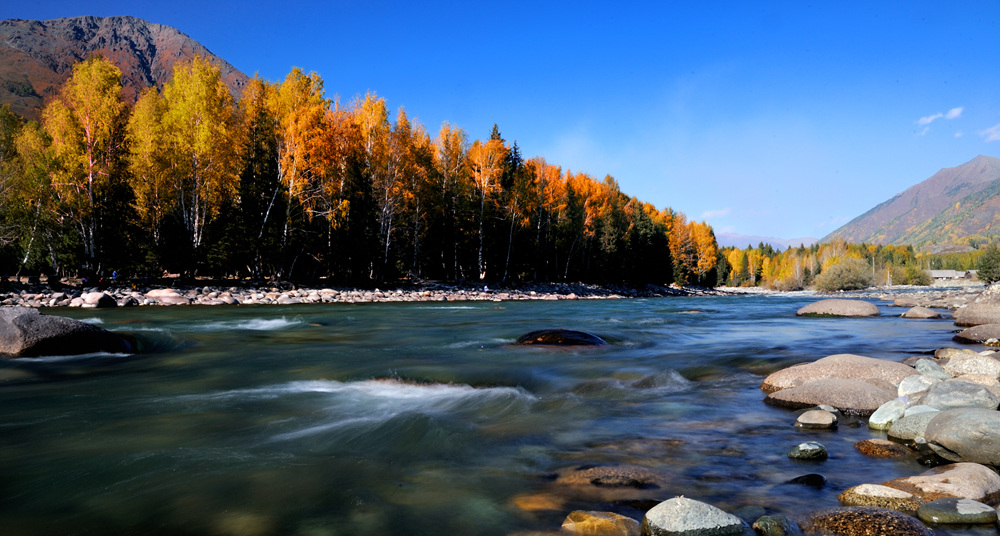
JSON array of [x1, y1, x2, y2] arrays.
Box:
[[0, 296, 982, 535]]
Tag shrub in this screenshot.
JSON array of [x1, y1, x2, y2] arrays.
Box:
[[812, 258, 875, 291], [978, 245, 1000, 284], [903, 265, 931, 286]]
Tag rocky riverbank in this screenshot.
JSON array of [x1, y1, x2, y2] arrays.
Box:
[[0, 281, 726, 308]]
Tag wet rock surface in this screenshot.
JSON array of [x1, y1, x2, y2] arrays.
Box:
[[800, 506, 930, 536], [0, 307, 136, 357], [515, 329, 607, 346], [796, 299, 880, 317]]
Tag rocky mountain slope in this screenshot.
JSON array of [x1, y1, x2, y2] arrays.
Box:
[[0, 15, 248, 119], [823, 155, 1000, 246]]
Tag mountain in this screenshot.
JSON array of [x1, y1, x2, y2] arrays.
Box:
[[823, 155, 1000, 246], [0, 15, 249, 119], [715, 232, 817, 251]]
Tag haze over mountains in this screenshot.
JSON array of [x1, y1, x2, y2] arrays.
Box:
[[0, 15, 248, 119], [823, 155, 1000, 247]]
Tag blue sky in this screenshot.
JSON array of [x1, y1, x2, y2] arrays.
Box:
[[6, 1, 999, 240]]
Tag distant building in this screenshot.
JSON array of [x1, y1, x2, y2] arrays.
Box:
[[928, 269, 977, 280]]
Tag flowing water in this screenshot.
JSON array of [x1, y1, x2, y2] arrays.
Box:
[[0, 294, 994, 535]]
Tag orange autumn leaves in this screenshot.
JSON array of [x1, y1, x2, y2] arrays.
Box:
[[17, 54, 718, 284]]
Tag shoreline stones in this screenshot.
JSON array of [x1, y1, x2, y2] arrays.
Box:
[[923, 408, 1000, 466], [796, 299, 880, 317], [883, 463, 1000, 504], [902, 306, 941, 319], [561, 510, 640, 536], [764, 378, 897, 416]]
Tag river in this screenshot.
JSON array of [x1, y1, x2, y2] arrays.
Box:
[[0, 294, 993, 535]]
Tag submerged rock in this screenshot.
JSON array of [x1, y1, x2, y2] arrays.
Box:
[[787, 441, 827, 461], [916, 497, 998, 525], [854, 438, 912, 458], [640, 496, 745, 536], [515, 329, 607, 346], [562, 510, 640, 536], [796, 299, 880, 317], [751, 515, 802, 536], [0, 307, 135, 357]]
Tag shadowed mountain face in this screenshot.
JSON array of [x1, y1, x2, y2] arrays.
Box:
[[823, 155, 1000, 246], [0, 15, 249, 119]]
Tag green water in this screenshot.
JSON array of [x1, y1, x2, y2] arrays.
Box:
[[0, 296, 990, 535]]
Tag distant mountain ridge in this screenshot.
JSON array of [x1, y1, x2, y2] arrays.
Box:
[[0, 15, 248, 119], [823, 155, 1000, 246], [715, 232, 817, 251]]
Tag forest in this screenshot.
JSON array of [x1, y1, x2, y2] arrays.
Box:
[[719, 239, 940, 291], [0, 55, 721, 287]]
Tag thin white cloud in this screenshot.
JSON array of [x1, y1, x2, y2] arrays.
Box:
[[981, 123, 1000, 142], [955, 131, 964, 138], [918, 113, 943, 126], [916, 126, 931, 136], [946, 107, 964, 119], [701, 208, 731, 219], [818, 216, 851, 228]]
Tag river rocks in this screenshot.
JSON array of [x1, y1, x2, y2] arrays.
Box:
[[640, 497, 745, 536], [921, 380, 999, 410], [795, 409, 838, 429], [146, 288, 191, 305], [760, 354, 918, 394], [887, 410, 940, 443], [787, 441, 827, 460], [914, 359, 951, 380], [954, 324, 1000, 344], [0, 307, 136, 357], [750, 515, 802, 536], [796, 299, 880, 317], [917, 497, 998, 525], [897, 374, 940, 397], [561, 510, 640, 536], [868, 399, 908, 430], [837, 484, 922, 514], [854, 439, 912, 458], [953, 284, 1000, 326], [923, 408, 1000, 466], [80, 291, 117, 308], [800, 506, 929, 536], [883, 463, 1000, 504], [515, 329, 607, 346], [902, 306, 941, 319], [764, 378, 897, 416]]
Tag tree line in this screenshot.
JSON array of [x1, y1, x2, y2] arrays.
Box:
[[720, 239, 931, 290], [0, 55, 720, 287]]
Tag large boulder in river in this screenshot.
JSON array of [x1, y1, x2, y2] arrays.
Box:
[[515, 329, 606, 346], [921, 380, 999, 410], [902, 306, 941, 319], [764, 378, 897, 416], [796, 299, 880, 317], [953, 324, 1000, 344], [924, 408, 1000, 467], [883, 462, 1000, 504], [760, 354, 918, 394], [145, 288, 191, 305], [954, 284, 1000, 327], [0, 307, 136, 357]]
